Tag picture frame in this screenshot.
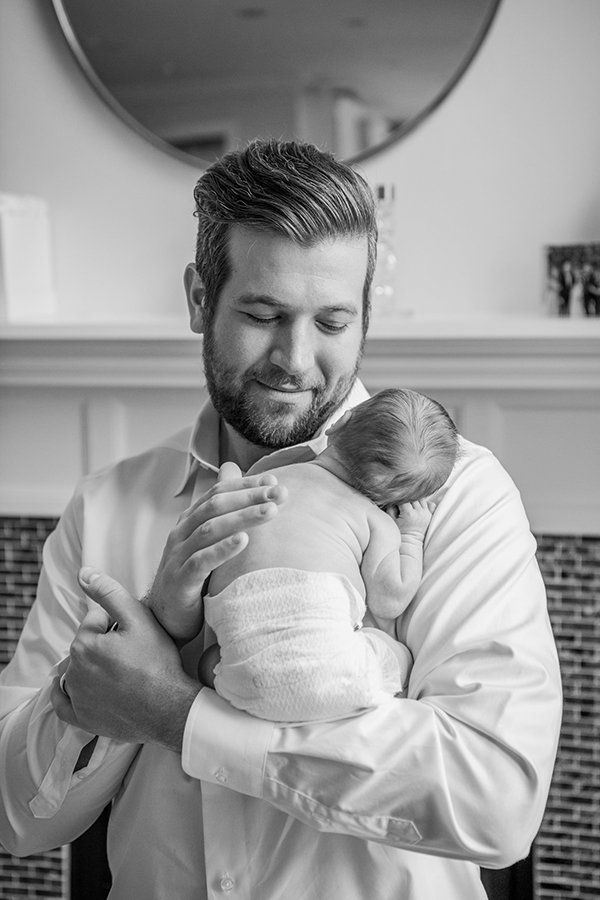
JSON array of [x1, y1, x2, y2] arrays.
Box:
[[545, 242, 600, 317]]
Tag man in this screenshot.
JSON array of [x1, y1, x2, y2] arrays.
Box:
[[581, 262, 600, 316], [557, 259, 575, 316], [0, 140, 561, 899]]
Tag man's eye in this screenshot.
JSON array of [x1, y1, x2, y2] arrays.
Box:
[[318, 321, 349, 334], [246, 314, 278, 325]]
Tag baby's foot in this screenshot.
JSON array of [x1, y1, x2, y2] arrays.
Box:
[[198, 643, 221, 689]]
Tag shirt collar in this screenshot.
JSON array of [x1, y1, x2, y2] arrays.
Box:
[[174, 397, 221, 497], [174, 379, 369, 495]]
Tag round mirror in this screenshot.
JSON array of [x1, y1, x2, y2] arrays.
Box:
[[52, 0, 501, 167]]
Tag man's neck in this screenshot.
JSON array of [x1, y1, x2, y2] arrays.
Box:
[[219, 419, 269, 473]]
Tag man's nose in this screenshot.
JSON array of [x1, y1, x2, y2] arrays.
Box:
[[269, 323, 315, 375]]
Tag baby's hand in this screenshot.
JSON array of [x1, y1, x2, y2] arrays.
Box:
[[385, 499, 435, 539]]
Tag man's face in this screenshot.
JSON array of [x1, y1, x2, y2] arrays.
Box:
[[198, 225, 367, 451]]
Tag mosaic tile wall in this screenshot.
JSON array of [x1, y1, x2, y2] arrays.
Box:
[[534, 536, 600, 900], [1, 518, 598, 900], [0, 517, 68, 900]]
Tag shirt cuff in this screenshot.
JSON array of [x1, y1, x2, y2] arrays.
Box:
[[182, 688, 274, 798], [25, 664, 101, 818]]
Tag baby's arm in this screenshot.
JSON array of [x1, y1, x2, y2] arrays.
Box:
[[361, 500, 434, 636], [388, 499, 434, 601]]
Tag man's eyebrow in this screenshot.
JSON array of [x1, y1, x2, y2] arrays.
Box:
[[236, 294, 281, 307], [236, 294, 359, 316]]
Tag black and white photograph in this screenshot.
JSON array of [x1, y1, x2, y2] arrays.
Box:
[[1, 3, 599, 900], [545, 242, 600, 317]]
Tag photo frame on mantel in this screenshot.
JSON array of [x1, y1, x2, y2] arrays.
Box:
[[544, 243, 600, 318]]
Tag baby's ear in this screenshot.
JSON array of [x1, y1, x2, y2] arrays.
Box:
[[326, 409, 353, 437]]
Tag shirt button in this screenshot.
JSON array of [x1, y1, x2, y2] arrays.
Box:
[[220, 873, 235, 893], [214, 767, 228, 784]]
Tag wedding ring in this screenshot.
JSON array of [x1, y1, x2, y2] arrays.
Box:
[[59, 673, 71, 699]]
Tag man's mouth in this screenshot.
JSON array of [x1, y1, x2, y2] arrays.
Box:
[[255, 378, 315, 395], [263, 384, 307, 394]]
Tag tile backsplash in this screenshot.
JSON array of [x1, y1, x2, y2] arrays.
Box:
[[0, 517, 67, 900]]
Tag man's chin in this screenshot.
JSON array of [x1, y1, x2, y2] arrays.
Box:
[[247, 387, 315, 425], [259, 397, 312, 419], [230, 405, 321, 450], [249, 413, 312, 449]]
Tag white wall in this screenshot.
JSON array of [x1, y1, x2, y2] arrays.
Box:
[[362, 0, 600, 320], [1, 0, 600, 325]]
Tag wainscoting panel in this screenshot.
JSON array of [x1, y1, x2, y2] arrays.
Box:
[[1, 329, 600, 535], [0, 386, 202, 516], [487, 394, 600, 535]]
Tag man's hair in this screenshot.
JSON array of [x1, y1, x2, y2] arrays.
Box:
[[193, 139, 377, 334], [329, 389, 459, 506]]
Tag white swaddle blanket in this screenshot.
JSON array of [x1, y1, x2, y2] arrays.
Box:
[[204, 567, 412, 723]]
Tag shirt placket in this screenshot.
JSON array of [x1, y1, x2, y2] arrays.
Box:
[[202, 780, 251, 900], [198, 531, 252, 900]]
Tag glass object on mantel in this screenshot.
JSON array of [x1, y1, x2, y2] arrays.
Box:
[[371, 184, 413, 324]]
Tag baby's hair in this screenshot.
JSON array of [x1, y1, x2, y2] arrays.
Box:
[[328, 388, 458, 506]]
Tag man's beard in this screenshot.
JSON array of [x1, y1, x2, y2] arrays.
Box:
[[202, 329, 363, 450]]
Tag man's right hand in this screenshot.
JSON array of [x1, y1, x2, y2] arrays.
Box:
[[145, 462, 287, 643]]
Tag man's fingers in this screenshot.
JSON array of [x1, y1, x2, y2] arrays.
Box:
[[186, 532, 250, 577], [78, 568, 139, 628], [217, 464, 278, 487], [179, 474, 283, 522], [186, 498, 283, 552], [178, 484, 287, 543]]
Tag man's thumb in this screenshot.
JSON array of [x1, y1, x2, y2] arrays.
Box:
[[78, 567, 137, 626]]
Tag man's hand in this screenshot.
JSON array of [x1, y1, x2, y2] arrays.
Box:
[[52, 572, 199, 751], [145, 462, 287, 643]]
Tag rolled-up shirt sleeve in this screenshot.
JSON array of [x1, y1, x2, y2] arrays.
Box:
[[0, 490, 139, 857], [182, 441, 562, 869]]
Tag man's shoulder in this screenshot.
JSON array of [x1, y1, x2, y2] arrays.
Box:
[[77, 425, 194, 499], [443, 435, 524, 514]]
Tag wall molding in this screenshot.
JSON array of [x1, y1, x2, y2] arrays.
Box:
[[361, 334, 600, 391], [1, 327, 599, 529], [1, 327, 599, 390]]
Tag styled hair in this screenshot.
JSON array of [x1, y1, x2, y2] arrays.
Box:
[[193, 139, 377, 334], [329, 388, 459, 506]]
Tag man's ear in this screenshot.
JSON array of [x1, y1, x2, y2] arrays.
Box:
[[184, 263, 207, 334]]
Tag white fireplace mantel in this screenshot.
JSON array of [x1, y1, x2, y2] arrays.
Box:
[[1, 319, 599, 532], [1, 317, 600, 388]]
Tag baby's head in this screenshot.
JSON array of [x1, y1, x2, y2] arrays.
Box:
[[326, 389, 458, 506]]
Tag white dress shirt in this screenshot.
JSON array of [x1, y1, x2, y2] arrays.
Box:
[[0, 381, 562, 900]]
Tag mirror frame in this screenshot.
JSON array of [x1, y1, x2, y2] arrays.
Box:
[[51, 0, 503, 168]]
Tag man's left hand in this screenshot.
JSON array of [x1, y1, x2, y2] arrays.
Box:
[[51, 571, 199, 751]]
